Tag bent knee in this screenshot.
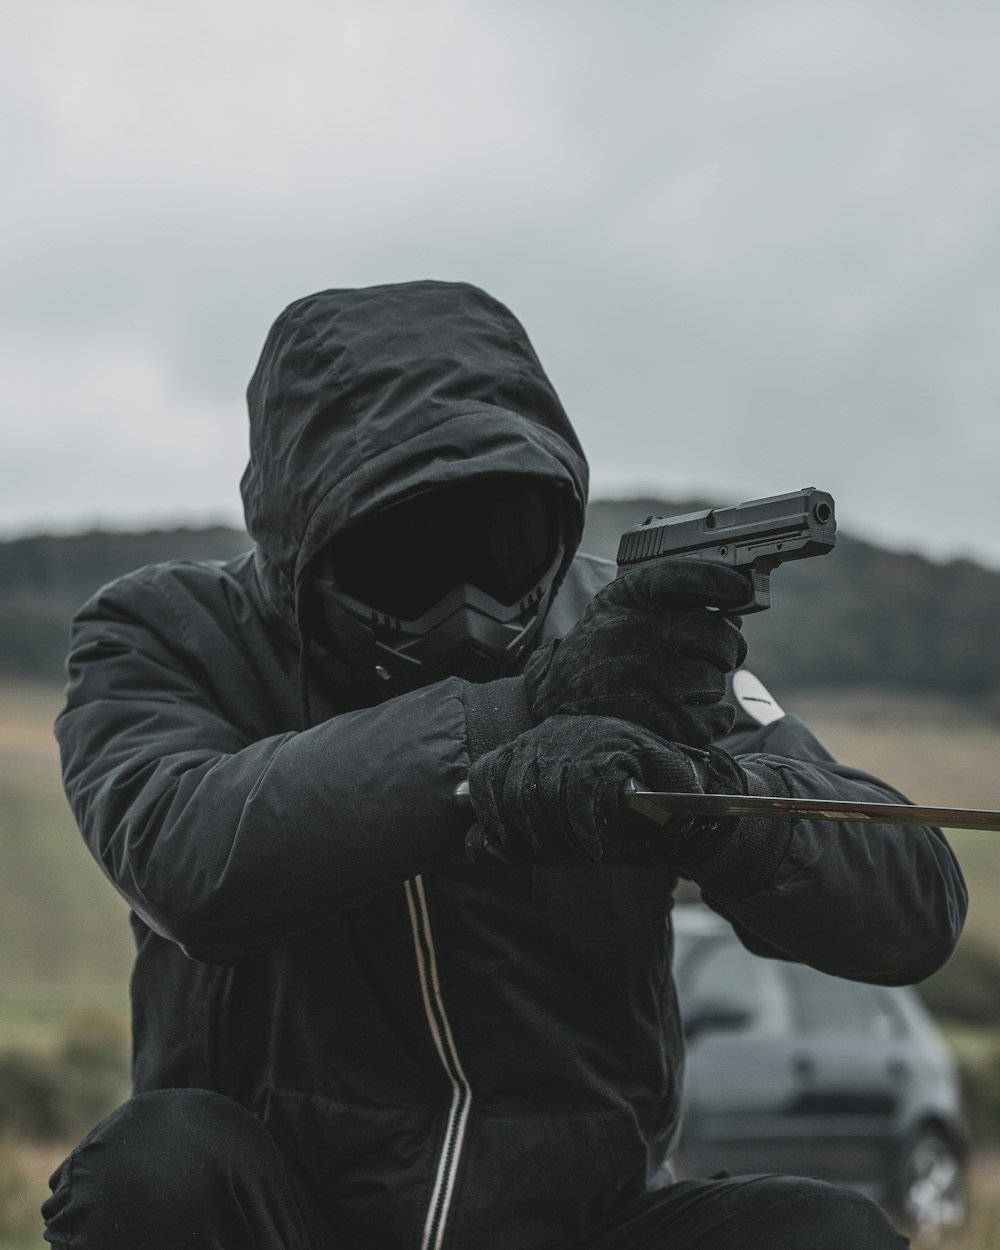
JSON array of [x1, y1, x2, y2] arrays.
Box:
[[749, 1176, 907, 1248], [43, 1090, 306, 1248], [55, 1089, 273, 1197]]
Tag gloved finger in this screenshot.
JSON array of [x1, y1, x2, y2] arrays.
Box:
[[473, 730, 573, 862], [665, 611, 748, 672], [635, 744, 707, 792], [573, 607, 746, 664], [554, 633, 739, 706], [600, 558, 752, 613], [558, 660, 728, 715], [502, 747, 551, 854], [587, 609, 747, 674], [533, 717, 644, 862], [562, 692, 735, 748], [465, 820, 530, 865], [558, 753, 608, 862], [556, 612, 746, 699]]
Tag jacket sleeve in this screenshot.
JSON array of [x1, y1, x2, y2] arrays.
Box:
[[691, 699, 968, 987], [55, 568, 477, 963]]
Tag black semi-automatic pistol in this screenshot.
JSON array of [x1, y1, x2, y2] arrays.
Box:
[[615, 487, 836, 613]]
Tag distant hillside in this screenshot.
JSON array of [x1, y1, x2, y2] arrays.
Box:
[[0, 527, 251, 685], [2, 503, 999, 707]]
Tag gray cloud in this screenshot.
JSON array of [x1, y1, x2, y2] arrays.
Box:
[[2, 0, 998, 562]]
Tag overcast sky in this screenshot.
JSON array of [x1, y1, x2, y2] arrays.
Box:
[[3, 0, 999, 566]]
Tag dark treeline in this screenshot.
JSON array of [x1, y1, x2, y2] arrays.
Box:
[[0, 527, 251, 685], [1, 503, 998, 707]]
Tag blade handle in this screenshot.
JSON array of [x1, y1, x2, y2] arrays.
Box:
[[452, 776, 671, 825]]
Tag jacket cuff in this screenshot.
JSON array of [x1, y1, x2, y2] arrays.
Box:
[[687, 758, 794, 901], [463, 676, 534, 762]]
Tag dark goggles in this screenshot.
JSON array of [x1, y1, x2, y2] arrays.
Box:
[[321, 477, 561, 622]]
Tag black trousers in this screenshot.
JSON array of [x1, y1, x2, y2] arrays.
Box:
[[42, 1090, 909, 1249]]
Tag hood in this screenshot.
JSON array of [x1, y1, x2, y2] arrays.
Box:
[[241, 280, 589, 629]]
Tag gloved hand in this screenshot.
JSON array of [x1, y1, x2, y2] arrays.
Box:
[[465, 713, 748, 867], [521, 559, 749, 749]]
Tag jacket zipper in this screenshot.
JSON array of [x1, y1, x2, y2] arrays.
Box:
[[404, 874, 472, 1250]]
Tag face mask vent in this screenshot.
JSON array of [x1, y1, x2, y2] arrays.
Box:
[[446, 645, 500, 685]]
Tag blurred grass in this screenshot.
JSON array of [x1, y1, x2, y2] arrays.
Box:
[[924, 1155, 1000, 1249], [0, 1140, 64, 1250], [793, 690, 1000, 963], [0, 683, 132, 1051]]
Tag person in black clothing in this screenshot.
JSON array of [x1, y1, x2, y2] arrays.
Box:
[[44, 281, 965, 1249]]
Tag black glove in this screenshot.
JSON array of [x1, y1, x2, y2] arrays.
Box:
[[522, 559, 748, 749], [466, 713, 747, 867]]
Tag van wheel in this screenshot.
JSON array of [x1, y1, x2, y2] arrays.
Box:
[[893, 1129, 967, 1241]]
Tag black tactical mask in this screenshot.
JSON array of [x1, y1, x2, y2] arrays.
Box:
[[313, 476, 563, 689]]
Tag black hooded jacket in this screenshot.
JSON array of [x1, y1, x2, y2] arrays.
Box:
[[56, 281, 967, 1249]]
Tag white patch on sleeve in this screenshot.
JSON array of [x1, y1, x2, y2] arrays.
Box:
[[732, 670, 785, 725]]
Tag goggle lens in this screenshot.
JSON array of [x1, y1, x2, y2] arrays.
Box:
[[323, 479, 559, 620]]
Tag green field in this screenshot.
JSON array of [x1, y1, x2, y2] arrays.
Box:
[[792, 689, 1000, 962], [0, 684, 132, 1051], [3, 681, 1000, 1246]]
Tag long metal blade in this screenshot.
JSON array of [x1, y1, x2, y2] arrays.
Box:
[[625, 790, 1000, 833]]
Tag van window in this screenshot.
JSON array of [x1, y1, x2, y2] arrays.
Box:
[[680, 937, 795, 1040], [784, 965, 904, 1040]]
